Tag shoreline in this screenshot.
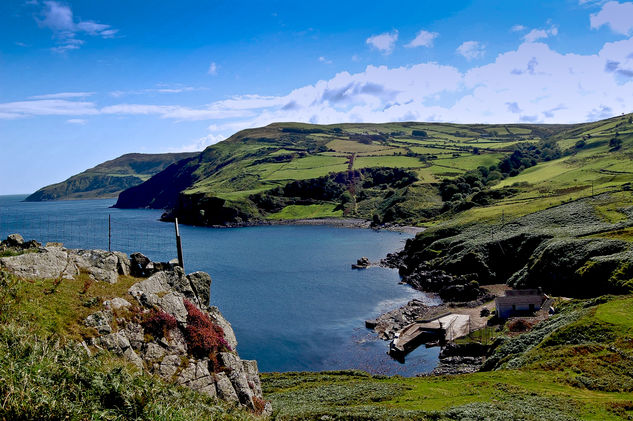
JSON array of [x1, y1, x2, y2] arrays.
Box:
[[177, 216, 427, 235]]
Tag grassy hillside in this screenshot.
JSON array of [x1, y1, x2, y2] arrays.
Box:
[[25, 152, 197, 201], [263, 295, 633, 420], [114, 114, 633, 228], [114, 120, 580, 224]]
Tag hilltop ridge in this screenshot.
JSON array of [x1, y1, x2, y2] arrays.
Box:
[[25, 152, 198, 201]]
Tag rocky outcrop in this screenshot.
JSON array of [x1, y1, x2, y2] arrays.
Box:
[[352, 256, 371, 269], [0, 245, 78, 280], [85, 260, 263, 412], [392, 196, 633, 299], [0, 235, 267, 414]]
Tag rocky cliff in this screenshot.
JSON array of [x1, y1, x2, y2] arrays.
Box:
[[0, 234, 270, 415]]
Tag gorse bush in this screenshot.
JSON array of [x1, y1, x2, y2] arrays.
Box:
[[183, 299, 231, 362]]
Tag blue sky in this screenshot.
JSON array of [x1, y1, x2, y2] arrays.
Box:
[[1, 0, 633, 194]]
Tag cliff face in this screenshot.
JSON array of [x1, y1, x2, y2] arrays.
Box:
[[114, 156, 200, 210], [0, 235, 269, 414]]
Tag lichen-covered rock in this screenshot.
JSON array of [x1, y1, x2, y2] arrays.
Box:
[[114, 251, 131, 276], [242, 360, 263, 397], [104, 297, 131, 310], [89, 266, 265, 411], [215, 371, 239, 402], [84, 310, 113, 334], [144, 343, 166, 361], [208, 306, 237, 350], [71, 249, 120, 284], [177, 360, 216, 397], [159, 355, 182, 378], [0, 247, 78, 280], [159, 293, 188, 324], [187, 271, 212, 306], [5, 233, 24, 247], [123, 348, 144, 370]]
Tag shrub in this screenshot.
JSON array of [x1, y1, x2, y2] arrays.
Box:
[[141, 309, 178, 339], [183, 299, 231, 362], [507, 319, 536, 333]]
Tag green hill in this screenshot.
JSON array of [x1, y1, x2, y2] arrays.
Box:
[[114, 114, 633, 228], [25, 152, 198, 201]]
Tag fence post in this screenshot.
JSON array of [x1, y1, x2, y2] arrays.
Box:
[[174, 218, 184, 272], [108, 214, 111, 252]]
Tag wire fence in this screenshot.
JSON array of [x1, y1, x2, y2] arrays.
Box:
[[0, 210, 176, 262]]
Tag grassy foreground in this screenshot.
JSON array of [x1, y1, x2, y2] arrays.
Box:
[[263, 295, 633, 420], [0, 269, 257, 420]]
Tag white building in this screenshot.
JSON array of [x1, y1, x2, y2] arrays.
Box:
[[495, 289, 545, 319]]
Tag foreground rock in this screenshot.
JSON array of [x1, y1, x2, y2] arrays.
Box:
[[88, 265, 267, 412]]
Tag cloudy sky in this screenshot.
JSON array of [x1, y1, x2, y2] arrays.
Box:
[[1, 0, 633, 194]]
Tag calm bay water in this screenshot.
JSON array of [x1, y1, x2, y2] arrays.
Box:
[[0, 194, 440, 375]]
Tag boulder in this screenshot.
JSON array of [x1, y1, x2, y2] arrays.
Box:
[[130, 252, 151, 277], [71, 249, 120, 284], [352, 256, 371, 269], [5, 233, 24, 248], [122, 323, 145, 350], [0, 247, 78, 280], [177, 360, 216, 398], [23, 239, 42, 249], [114, 252, 131, 276], [128, 271, 171, 307], [124, 348, 144, 370], [187, 271, 212, 306], [159, 293, 188, 324], [214, 372, 239, 403], [218, 352, 255, 408], [242, 360, 263, 397], [144, 343, 166, 361], [104, 297, 131, 310]]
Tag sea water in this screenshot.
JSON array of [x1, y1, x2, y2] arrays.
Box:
[[0, 195, 439, 375]]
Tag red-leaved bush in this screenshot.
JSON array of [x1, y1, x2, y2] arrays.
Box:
[[141, 308, 178, 339], [183, 299, 232, 361]]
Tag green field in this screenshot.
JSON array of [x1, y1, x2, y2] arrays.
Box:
[[112, 114, 633, 232]]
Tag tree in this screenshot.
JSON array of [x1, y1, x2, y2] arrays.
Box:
[[412, 130, 427, 137], [609, 137, 622, 150]]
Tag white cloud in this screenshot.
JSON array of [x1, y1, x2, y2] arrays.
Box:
[[0, 99, 98, 119], [110, 86, 197, 97], [318, 56, 332, 64], [208, 62, 218, 75], [3, 35, 633, 132], [406, 30, 438, 48], [511, 25, 527, 32], [168, 133, 227, 152], [590, 1, 633, 35], [366, 30, 398, 54], [29, 91, 94, 99], [36, 1, 117, 53], [523, 25, 559, 42], [456, 41, 485, 60], [66, 118, 86, 124]]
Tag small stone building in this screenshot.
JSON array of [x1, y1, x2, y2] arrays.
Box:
[[495, 289, 545, 319]]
